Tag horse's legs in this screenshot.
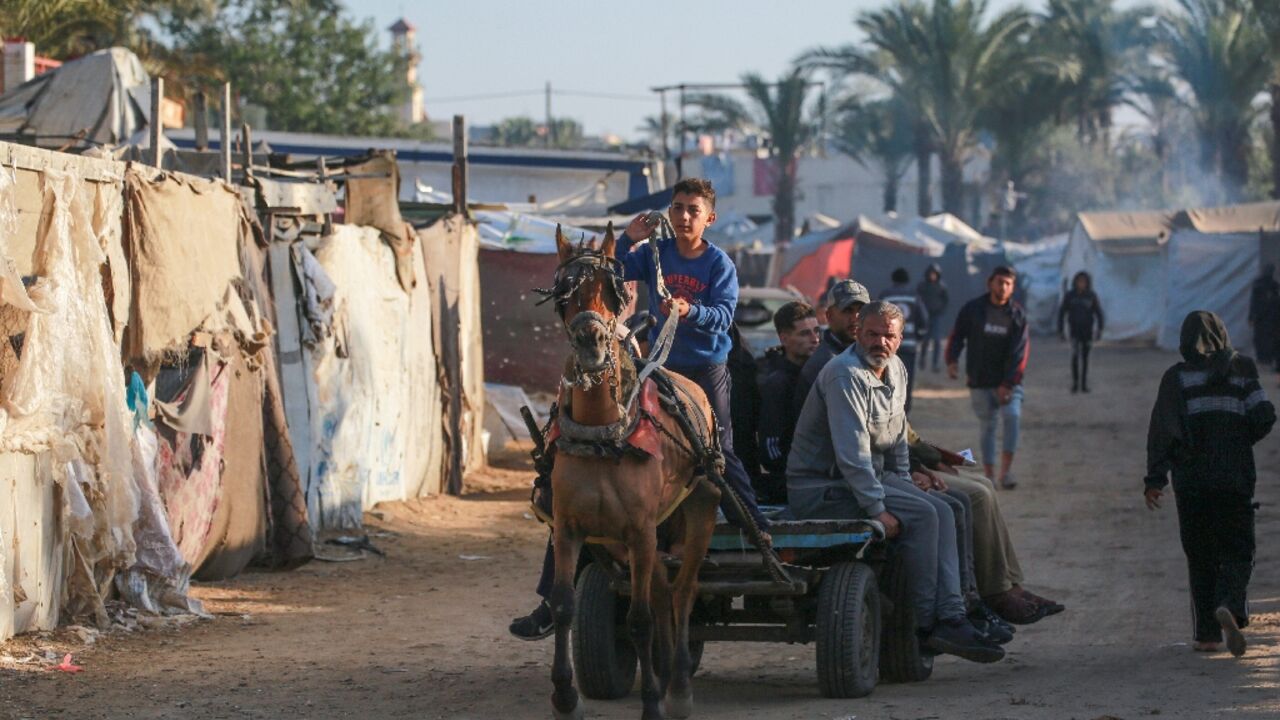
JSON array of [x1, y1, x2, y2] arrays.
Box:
[[665, 480, 721, 719], [650, 561, 675, 699], [551, 528, 584, 720], [629, 534, 663, 720]]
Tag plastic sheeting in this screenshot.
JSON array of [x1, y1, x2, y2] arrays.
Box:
[[303, 225, 442, 528], [1158, 231, 1260, 351]]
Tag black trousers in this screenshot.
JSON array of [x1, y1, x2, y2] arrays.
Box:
[[1070, 338, 1092, 389], [1174, 486, 1255, 642]]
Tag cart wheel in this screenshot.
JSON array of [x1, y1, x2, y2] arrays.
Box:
[[878, 553, 933, 683], [573, 563, 637, 699], [816, 561, 881, 698]]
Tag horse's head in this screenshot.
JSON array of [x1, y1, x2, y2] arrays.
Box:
[[545, 223, 629, 376]]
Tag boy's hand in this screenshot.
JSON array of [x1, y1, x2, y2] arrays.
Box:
[[1144, 487, 1163, 511], [626, 213, 657, 242], [662, 297, 690, 318]]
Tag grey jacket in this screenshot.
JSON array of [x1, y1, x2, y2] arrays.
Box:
[[786, 345, 911, 517]]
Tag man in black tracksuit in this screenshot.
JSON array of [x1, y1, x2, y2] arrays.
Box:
[[1145, 311, 1275, 656], [1248, 264, 1280, 370], [1058, 271, 1105, 393], [882, 268, 928, 413], [755, 301, 820, 504], [918, 263, 950, 372]]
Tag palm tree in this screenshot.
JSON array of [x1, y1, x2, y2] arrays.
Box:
[[1250, 0, 1280, 198], [802, 0, 1075, 217], [685, 68, 818, 247], [1124, 70, 1183, 200], [832, 96, 915, 212], [1158, 0, 1272, 201]]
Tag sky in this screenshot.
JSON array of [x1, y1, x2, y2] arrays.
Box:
[[349, 0, 1177, 141]]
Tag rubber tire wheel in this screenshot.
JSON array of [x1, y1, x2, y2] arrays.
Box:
[[815, 561, 881, 698], [572, 563, 638, 699], [878, 553, 934, 683]]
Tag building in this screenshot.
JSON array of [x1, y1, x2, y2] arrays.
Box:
[[389, 18, 426, 126]]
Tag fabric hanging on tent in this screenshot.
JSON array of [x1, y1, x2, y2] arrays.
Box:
[[121, 168, 245, 368]]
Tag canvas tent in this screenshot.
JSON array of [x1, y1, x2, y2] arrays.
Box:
[[1061, 210, 1173, 341], [0, 48, 154, 151], [1157, 201, 1280, 351]]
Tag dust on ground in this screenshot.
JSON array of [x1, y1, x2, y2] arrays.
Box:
[[2, 343, 1278, 720]]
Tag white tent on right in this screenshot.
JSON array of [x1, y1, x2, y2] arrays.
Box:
[[1062, 201, 1280, 350]]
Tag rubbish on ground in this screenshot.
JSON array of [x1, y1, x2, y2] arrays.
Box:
[[50, 654, 83, 673]]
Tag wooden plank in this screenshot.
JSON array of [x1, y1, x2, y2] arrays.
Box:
[[221, 83, 232, 182], [0, 142, 124, 183], [150, 77, 163, 168]]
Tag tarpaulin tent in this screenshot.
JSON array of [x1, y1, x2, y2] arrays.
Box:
[[0, 48, 155, 151], [1061, 210, 1173, 341], [1157, 201, 1280, 351]]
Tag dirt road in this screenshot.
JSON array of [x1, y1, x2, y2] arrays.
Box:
[[2, 344, 1278, 719]]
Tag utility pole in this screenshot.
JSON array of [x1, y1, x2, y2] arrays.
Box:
[[659, 89, 670, 162], [452, 114, 469, 216], [545, 81, 553, 149]]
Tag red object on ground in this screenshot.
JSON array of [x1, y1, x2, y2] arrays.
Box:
[[52, 654, 83, 673]]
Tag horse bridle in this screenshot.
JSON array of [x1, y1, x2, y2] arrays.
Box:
[[534, 251, 633, 393]]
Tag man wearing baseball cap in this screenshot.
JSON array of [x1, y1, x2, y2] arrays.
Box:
[[792, 279, 871, 418]]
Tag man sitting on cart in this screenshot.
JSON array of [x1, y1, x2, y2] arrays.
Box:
[[786, 301, 1005, 663]]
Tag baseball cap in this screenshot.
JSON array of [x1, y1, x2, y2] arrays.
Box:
[[825, 280, 871, 310]]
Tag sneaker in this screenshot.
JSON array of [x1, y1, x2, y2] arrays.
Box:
[[1215, 607, 1247, 657], [984, 589, 1046, 625], [1017, 587, 1064, 616], [509, 599, 555, 641], [968, 605, 1014, 645], [1000, 474, 1018, 490], [923, 618, 1006, 663]]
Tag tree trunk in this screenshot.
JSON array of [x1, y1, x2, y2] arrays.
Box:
[[1271, 83, 1280, 200], [914, 147, 932, 216], [1222, 125, 1250, 203], [940, 150, 965, 216], [883, 172, 899, 213], [773, 155, 796, 247]]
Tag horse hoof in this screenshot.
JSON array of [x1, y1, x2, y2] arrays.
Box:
[[664, 693, 693, 719], [553, 703, 585, 720]]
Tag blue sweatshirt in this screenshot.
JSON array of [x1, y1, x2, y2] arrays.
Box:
[[617, 231, 738, 367]]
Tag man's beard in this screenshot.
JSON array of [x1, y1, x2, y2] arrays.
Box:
[[859, 346, 891, 369]]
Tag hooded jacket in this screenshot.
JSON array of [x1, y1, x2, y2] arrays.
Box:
[[1145, 311, 1275, 495], [916, 263, 950, 318], [1058, 272, 1104, 340]]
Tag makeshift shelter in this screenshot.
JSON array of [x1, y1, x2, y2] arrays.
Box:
[[0, 48, 154, 151], [1061, 210, 1172, 341], [1157, 201, 1280, 350]]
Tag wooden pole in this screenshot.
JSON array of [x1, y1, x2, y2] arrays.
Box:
[[544, 81, 553, 149], [452, 115, 468, 215], [241, 122, 253, 183], [221, 83, 232, 182], [149, 76, 163, 168], [193, 90, 208, 151]]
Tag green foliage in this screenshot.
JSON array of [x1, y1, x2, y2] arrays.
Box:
[[162, 0, 408, 136], [832, 96, 915, 211], [491, 116, 584, 149]]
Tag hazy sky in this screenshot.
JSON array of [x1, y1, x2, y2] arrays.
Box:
[[350, 0, 1176, 140]]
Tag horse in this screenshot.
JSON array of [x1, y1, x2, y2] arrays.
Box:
[[543, 223, 722, 720]]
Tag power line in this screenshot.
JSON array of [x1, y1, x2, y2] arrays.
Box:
[[424, 89, 544, 103], [554, 89, 656, 102], [425, 89, 657, 104]]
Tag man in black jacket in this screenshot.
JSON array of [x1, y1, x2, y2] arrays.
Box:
[[755, 301, 819, 504], [883, 268, 928, 413], [945, 267, 1029, 489], [1058, 271, 1105, 393], [918, 263, 950, 372], [1248, 264, 1280, 370], [1145, 311, 1275, 656]]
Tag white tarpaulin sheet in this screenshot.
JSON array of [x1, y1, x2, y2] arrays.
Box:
[[303, 225, 441, 529], [1158, 230, 1259, 351]]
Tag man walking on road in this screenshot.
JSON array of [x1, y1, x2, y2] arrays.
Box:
[[1145, 311, 1275, 656], [946, 266, 1029, 489], [918, 263, 950, 372], [1058, 271, 1104, 394]]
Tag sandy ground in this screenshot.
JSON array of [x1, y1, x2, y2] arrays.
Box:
[[2, 342, 1278, 720]]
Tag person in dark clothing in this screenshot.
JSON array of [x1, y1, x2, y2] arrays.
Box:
[[1145, 311, 1275, 656], [1248, 264, 1280, 369], [1058, 271, 1105, 394], [793, 280, 870, 419], [755, 301, 819, 504], [918, 263, 950, 372], [946, 266, 1030, 489], [882, 268, 928, 413]]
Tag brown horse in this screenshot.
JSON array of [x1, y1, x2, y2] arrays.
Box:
[[546, 224, 721, 720]]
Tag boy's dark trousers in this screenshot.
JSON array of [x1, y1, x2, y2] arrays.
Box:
[[1174, 485, 1256, 642]]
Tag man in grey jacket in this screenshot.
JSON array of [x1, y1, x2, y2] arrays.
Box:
[[787, 301, 1004, 663]]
